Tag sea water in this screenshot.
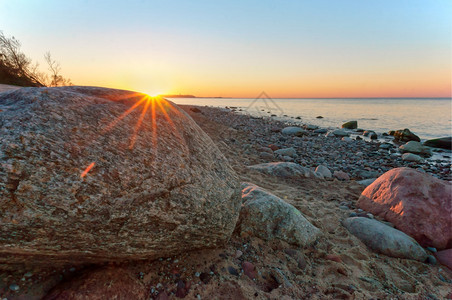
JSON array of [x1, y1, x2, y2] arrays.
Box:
[[169, 97, 452, 140]]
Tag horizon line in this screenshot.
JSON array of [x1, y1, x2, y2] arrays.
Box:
[[166, 96, 452, 99]]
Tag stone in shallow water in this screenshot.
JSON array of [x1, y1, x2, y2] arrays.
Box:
[[0, 86, 241, 265], [393, 128, 420, 142], [423, 137, 452, 150], [342, 217, 428, 261], [342, 121, 358, 129], [332, 129, 349, 137]]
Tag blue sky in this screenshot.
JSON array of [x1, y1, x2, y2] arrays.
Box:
[[1, 0, 451, 97]]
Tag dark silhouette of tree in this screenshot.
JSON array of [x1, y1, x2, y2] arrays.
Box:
[[0, 31, 71, 87], [44, 52, 72, 86]]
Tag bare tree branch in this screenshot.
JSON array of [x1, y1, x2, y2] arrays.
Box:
[[0, 31, 71, 87]]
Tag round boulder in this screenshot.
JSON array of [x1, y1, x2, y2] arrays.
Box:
[[238, 183, 320, 247], [357, 167, 452, 250], [0, 86, 241, 265]]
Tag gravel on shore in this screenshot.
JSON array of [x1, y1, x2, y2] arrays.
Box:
[[188, 105, 451, 181]]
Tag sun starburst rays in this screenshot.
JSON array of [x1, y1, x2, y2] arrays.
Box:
[[80, 94, 183, 178]]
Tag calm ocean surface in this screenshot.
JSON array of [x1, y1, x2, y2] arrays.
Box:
[[169, 98, 452, 140]]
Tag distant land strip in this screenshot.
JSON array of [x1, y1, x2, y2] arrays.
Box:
[[160, 94, 196, 98]]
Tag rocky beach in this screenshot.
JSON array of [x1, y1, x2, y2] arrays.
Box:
[[0, 87, 451, 299]]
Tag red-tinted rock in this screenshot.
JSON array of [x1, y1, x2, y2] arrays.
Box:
[[242, 261, 257, 279], [43, 267, 147, 300], [325, 254, 342, 263], [393, 128, 420, 143], [357, 167, 452, 250], [269, 144, 279, 151], [156, 291, 170, 300], [333, 170, 350, 181], [175, 280, 190, 298], [435, 249, 452, 270]]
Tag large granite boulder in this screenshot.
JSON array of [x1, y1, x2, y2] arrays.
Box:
[[343, 217, 428, 261], [0, 86, 241, 265], [357, 167, 452, 250], [424, 137, 452, 150], [393, 128, 420, 143], [238, 183, 320, 247]]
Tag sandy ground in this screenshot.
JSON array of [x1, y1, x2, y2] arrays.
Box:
[[0, 103, 451, 299]]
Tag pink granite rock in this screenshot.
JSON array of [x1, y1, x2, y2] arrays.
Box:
[[357, 167, 452, 250], [333, 170, 350, 181], [435, 249, 452, 270]]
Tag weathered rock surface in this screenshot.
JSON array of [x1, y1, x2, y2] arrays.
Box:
[[332, 129, 349, 137], [357, 178, 377, 187], [343, 217, 428, 261], [393, 128, 421, 142], [357, 167, 452, 250], [247, 162, 312, 179], [274, 147, 297, 158], [435, 249, 452, 270], [401, 153, 423, 162], [424, 137, 452, 150], [333, 170, 350, 181], [43, 267, 147, 300], [342, 121, 357, 129], [238, 183, 320, 246], [399, 141, 432, 157], [315, 165, 332, 179], [0, 86, 241, 265], [281, 127, 307, 136]]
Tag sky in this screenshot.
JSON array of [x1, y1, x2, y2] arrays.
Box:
[[1, 0, 451, 98]]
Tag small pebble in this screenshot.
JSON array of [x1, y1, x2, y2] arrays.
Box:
[[426, 255, 437, 265], [24, 272, 33, 277], [227, 266, 239, 276], [9, 284, 19, 291]]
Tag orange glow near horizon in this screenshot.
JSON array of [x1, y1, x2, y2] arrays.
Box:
[[67, 53, 451, 99]]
